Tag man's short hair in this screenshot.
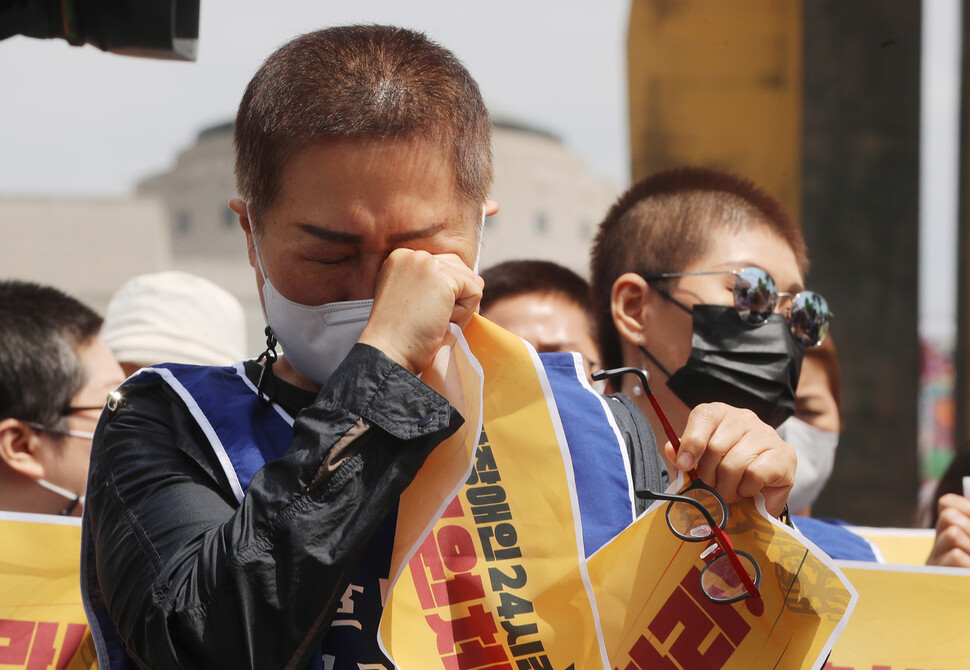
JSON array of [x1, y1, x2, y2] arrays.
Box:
[[0, 280, 103, 430], [480, 260, 593, 321], [590, 166, 809, 371], [234, 25, 493, 228]]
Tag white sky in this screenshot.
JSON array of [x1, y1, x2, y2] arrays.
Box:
[[0, 0, 631, 198]]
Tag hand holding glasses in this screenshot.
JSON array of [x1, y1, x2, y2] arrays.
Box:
[[592, 366, 762, 604]]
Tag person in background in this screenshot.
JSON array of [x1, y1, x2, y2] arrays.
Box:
[[926, 450, 970, 567], [590, 167, 815, 490], [777, 335, 842, 516], [480, 259, 600, 381], [589, 167, 878, 561], [0, 280, 124, 516], [101, 271, 247, 375]]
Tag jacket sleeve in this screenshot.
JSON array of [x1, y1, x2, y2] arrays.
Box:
[[85, 344, 463, 670]]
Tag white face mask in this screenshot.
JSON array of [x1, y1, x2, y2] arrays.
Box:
[[23, 421, 90, 514], [35, 477, 85, 514], [253, 206, 486, 387], [776, 416, 839, 512], [254, 246, 372, 387]]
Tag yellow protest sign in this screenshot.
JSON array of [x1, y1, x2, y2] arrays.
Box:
[[0, 511, 97, 669], [379, 318, 857, 669], [387, 326, 485, 578], [585, 481, 857, 670], [825, 562, 970, 669], [381, 316, 606, 669], [849, 527, 935, 566]]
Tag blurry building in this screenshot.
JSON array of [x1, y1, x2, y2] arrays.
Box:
[[482, 115, 619, 273], [0, 197, 170, 314]]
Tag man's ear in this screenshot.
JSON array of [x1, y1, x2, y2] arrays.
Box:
[[484, 199, 499, 217], [610, 272, 659, 348], [0, 418, 45, 479], [229, 197, 256, 269]]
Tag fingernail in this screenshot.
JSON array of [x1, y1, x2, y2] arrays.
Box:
[[676, 453, 693, 471]]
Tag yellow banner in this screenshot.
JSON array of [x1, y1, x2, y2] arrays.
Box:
[[582, 480, 856, 670], [379, 317, 856, 669], [849, 527, 935, 566], [0, 512, 97, 669], [380, 315, 605, 669], [826, 562, 970, 669]]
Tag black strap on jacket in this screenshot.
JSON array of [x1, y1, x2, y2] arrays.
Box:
[[605, 392, 669, 516]]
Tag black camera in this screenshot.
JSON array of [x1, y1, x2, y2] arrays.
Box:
[[0, 0, 199, 61]]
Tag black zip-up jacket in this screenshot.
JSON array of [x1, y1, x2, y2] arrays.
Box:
[[84, 344, 664, 670]]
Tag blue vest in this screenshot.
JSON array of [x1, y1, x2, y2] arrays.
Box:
[[792, 516, 882, 562], [84, 353, 637, 669]]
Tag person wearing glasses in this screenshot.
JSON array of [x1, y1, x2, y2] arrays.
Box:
[[590, 166, 825, 517], [0, 280, 124, 516]]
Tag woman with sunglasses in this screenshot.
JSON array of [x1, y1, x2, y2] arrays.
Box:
[[590, 166, 820, 517]]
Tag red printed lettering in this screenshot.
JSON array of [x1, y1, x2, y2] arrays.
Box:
[[0, 618, 34, 665], [648, 588, 734, 669], [679, 566, 751, 645], [438, 525, 480, 574], [56, 623, 87, 669], [426, 605, 512, 670], [0, 620, 89, 670], [618, 567, 749, 670], [443, 496, 466, 518], [621, 634, 678, 670], [26, 622, 57, 670], [411, 527, 486, 609]]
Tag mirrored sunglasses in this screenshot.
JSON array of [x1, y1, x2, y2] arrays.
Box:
[[642, 266, 832, 347]]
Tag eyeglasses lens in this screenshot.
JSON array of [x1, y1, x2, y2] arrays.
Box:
[[789, 291, 831, 347], [735, 268, 830, 347], [666, 487, 726, 541], [701, 551, 760, 603], [733, 268, 777, 325]]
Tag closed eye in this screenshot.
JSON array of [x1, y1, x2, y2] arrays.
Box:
[[304, 254, 354, 266]]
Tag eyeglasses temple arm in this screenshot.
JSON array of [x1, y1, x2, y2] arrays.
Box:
[[592, 366, 700, 480]]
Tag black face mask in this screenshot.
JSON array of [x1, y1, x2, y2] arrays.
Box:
[[639, 303, 804, 428]]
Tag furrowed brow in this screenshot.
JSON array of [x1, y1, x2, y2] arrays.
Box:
[[388, 223, 446, 244], [296, 224, 361, 244]]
